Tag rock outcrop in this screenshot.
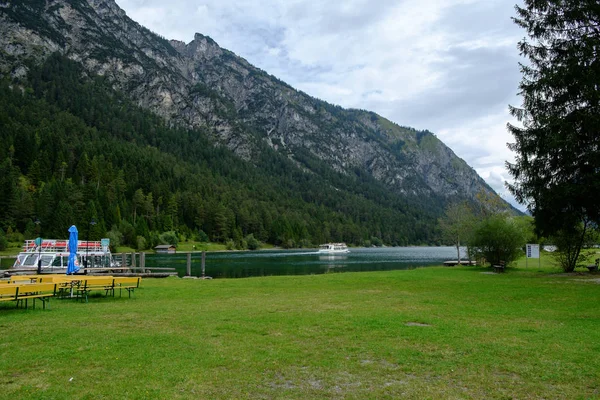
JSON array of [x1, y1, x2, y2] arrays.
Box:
[[0, 0, 498, 205]]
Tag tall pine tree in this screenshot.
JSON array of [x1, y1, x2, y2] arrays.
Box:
[[507, 1, 600, 270]]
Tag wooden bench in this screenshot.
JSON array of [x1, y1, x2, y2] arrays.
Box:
[[492, 261, 506, 273], [0, 283, 57, 310], [113, 277, 141, 298], [586, 258, 599, 272]]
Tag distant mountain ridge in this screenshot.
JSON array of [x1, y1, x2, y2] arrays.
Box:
[[0, 0, 495, 199], [0, 0, 508, 246]]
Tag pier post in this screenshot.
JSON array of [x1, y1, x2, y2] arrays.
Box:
[[121, 253, 126, 268], [202, 251, 206, 278], [186, 252, 191, 276], [140, 252, 145, 272]]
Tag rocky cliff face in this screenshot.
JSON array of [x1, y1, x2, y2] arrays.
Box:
[[0, 0, 497, 204]]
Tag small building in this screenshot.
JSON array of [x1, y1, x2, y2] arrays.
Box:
[[154, 244, 176, 254]]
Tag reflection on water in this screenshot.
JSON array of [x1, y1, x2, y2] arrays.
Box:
[[319, 254, 348, 269], [145, 246, 467, 279]]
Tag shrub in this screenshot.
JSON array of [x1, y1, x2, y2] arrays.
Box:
[[6, 227, 24, 243], [470, 215, 527, 266], [195, 229, 209, 243], [105, 227, 123, 252], [0, 229, 7, 251], [245, 234, 260, 250], [136, 235, 147, 251], [370, 237, 383, 247], [159, 231, 179, 247]]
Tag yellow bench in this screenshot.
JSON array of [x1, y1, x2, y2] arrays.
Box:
[[0, 283, 57, 310], [8, 274, 67, 284], [11, 275, 84, 298], [2, 276, 141, 304], [113, 277, 142, 298], [0, 285, 18, 301], [75, 278, 116, 302], [8, 275, 38, 284]]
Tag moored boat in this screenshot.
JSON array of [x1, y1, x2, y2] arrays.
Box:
[[11, 238, 117, 273]]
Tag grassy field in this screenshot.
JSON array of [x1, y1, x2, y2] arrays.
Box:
[[1, 264, 599, 399]]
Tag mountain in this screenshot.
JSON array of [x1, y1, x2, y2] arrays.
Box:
[[0, 0, 505, 248]]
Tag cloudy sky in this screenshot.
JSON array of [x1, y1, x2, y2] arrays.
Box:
[[116, 0, 526, 210]]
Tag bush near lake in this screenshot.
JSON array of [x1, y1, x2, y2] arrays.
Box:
[[470, 215, 528, 266]]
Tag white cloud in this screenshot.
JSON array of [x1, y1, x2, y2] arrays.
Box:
[[116, 0, 527, 210]]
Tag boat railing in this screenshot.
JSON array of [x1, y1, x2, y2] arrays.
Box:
[[22, 239, 104, 253]]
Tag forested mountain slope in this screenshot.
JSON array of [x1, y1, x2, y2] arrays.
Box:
[[0, 0, 504, 248]]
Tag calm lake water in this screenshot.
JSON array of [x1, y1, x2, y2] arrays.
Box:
[[145, 246, 466, 278]]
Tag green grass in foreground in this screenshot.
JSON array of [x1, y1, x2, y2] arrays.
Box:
[[1, 266, 599, 399]]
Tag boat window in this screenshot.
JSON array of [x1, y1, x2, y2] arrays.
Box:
[[14, 254, 28, 266], [51, 256, 64, 267], [22, 254, 38, 266], [40, 255, 53, 267]]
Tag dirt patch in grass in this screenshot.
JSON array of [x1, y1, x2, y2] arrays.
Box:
[[405, 322, 431, 327], [574, 278, 600, 284], [554, 272, 592, 277]]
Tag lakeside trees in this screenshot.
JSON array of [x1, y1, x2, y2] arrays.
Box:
[[507, 1, 600, 271], [438, 201, 476, 265], [440, 197, 531, 268]]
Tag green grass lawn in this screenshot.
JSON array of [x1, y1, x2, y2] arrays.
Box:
[[1, 265, 599, 399], [0, 242, 25, 257], [174, 241, 228, 252]]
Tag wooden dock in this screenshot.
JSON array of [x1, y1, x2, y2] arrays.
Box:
[[3, 267, 178, 278]]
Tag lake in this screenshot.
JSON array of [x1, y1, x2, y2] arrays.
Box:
[[144, 246, 467, 278]]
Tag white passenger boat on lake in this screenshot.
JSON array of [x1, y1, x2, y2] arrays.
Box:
[[317, 243, 350, 254], [11, 238, 117, 273]]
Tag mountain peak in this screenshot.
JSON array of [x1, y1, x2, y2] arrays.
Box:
[[88, 0, 126, 19], [178, 33, 223, 60]]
